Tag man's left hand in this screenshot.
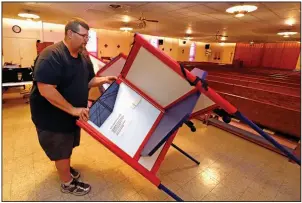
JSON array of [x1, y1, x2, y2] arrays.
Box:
[[101, 76, 117, 84], [89, 76, 118, 88]]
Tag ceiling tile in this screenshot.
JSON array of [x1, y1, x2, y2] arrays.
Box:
[[236, 14, 263, 23], [202, 3, 233, 12], [51, 3, 93, 13], [132, 3, 173, 13], [169, 3, 200, 9], [186, 4, 218, 14], [262, 2, 300, 10], [251, 10, 279, 21], [23, 2, 53, 7], [207, 13, 239, 21], [195, 14, 219, 22], [273, 9, 301, 19]]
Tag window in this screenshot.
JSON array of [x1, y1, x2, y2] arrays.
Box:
[[189, 42, 196, 61], [150, 38, 159, 48], [86, 30, 97, 57]]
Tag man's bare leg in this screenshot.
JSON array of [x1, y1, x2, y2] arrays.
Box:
[[57, 158, 91, 195], [55, 159, 72, 183]]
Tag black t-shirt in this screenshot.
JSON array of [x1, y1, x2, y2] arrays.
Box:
[[30, 41, 95, 132]]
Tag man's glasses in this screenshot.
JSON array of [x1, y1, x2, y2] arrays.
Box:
[[72, 30, 90, 40]]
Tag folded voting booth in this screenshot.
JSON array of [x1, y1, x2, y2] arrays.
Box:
[[96, 52, 218, 119], [78, 34, 300, 201]]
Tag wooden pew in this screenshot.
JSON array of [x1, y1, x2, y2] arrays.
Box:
[[187, 66, 301, 85], [218, 92, 301, 138], [208, 71, 300, 87], [208, 80, 301, 111], [180, 62, 301, 83], [181, 62, 301, 138], [207, 76, 300, 97]]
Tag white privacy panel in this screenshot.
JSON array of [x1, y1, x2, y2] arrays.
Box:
[[192, 94, 215, 113], [89, 54, 106, 74], [125, 47, 195, 107], [99, 57, 126, 77], [88, 82, 161, 157], [138, 143, 165, 171]]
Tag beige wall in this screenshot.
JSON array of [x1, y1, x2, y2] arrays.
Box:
[[296, 54, 301, 71], [97, 29, 133, 58], [1, 18, 243, 67], [220, 43, 236, 64], [3, 18, 41, 67], [195, 42, 208, 62], [177, 39, 191, 61], [203, 42, 236, 64]]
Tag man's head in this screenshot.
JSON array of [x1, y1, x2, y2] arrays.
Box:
[[65, 18, 90, 51]]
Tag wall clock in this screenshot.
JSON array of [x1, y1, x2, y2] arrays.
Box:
[[12, 25, 21, 33]]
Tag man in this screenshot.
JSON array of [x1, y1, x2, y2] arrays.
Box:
[[30, 18, 116, 196]]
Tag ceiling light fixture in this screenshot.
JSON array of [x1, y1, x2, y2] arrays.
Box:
[[235, 13, 245, 18], [184, 37, 193, 40], [123, 15, 130, 23], [221, 36, 227, 41], [283, 35, 290, 38], [186, 28, 192, 34], [226, 5, 257, 18], [285, 18, 295, 26], [18, 12, 40, 19], [120, 27, 133, 31], [277, 31, 297, 36]]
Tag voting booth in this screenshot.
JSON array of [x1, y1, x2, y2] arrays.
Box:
[[78, 33, 300, 201], [96, 52, 217, 119]]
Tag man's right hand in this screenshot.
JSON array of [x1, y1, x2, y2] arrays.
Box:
[[72, 107, 89, 121]]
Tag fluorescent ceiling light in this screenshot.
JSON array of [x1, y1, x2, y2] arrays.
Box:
[[123, 15, 130, 23], [186, 28, 192, 34], [18, 12, 40, 19], [120, 27, 133, 31], [277, 31, 297, 35], [285, 18, 295, 26]]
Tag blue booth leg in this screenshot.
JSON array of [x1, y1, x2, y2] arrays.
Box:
[[235, 111, 301, 165], [172, 143, 200, 165], [158, 183, 184, 201]]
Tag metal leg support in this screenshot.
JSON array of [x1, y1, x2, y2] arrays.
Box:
[[235, 111, 301, 165], [158, 183, 183, 201], [171, 143, 200, 165]]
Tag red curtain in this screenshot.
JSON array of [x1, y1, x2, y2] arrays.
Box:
[[234, 43, 264, 67], [279, 43, 301, 70], [250, 43, 264, 67], [234, 43, 251, 66], [234, 42, 301, 70]]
